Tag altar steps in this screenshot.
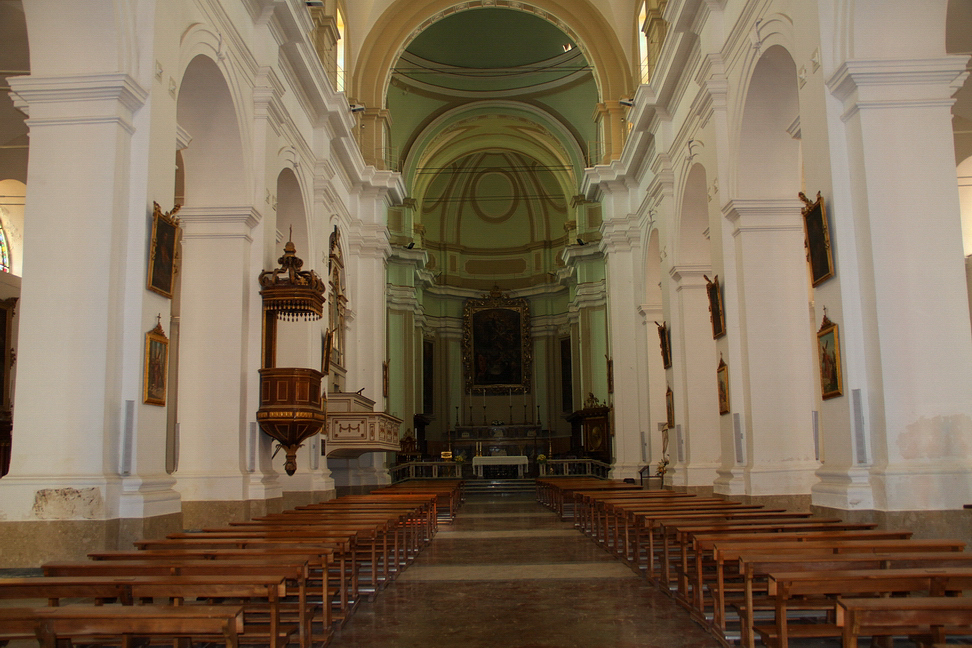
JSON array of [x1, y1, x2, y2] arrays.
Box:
[[463, 479, 536, 496]]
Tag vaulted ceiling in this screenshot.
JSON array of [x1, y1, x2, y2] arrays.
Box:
[[388, 7, 598, 289]]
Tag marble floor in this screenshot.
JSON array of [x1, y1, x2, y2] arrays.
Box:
[[329, 491, 722, 648]]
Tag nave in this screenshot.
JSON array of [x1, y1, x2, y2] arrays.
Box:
[[329, 490, 719, 648]]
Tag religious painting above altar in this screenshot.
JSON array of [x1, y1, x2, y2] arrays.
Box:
[[462, 287, 533, 394]]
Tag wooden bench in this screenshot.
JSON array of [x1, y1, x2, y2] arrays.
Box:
[[750, 567, 972, 648], [838, 596, 972, 648], [0, 604, 244, 648], [714, 539, 967, 648], [42, 559, 320, 647]]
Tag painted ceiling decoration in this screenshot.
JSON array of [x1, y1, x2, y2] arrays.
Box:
[[391, 6, 598, 291]]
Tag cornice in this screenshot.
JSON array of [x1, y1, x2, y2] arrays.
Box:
[[722, 198, 804, 233], [599, 214, 642, 254], [827, 57, 970, 121], [668, 263, 711, 286], [9, 73, 148, 134], [179, 205, 263, 240]]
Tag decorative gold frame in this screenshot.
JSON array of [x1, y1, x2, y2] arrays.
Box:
[[717, 358, 730, 415], [144, 321, 169, 406], [800, 191, 835, 287], [704, 275, 726, 339], [461, 287, 532, 394], [147, 202, 181, 298], [665, 386, 675, 429], [817, 314, 843, 399], [656, 321, 672, 368], [321, 329, 333, 375]]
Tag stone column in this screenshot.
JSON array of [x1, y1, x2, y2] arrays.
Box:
[[819, 57, 972, 510], [174, 206, 267, 520], [600, 214, 648, 479], [722, 199, 819, 497], [667, 266, 721, 488], [2, 74, 183, 531]]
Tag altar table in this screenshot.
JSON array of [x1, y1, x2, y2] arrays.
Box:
[[472, 455, 529, 478]]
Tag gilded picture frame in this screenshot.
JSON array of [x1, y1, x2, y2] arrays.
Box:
[[665, 386, 675, 430], [717, 358, 730, 415], [461, 288, 532, 394], [656, 321, 672, 369], [147, 202, 181, 298], [817, 314, 843, 399], [800, 191, 835, 287], [321, 329, 333, 375], [144, 322, 169, 406], [705, 275, 726, 339]]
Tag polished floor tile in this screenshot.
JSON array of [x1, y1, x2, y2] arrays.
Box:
[[329, 492, 721, 648]]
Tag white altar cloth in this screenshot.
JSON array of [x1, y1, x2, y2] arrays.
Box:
[[472, 455, 529, 478]]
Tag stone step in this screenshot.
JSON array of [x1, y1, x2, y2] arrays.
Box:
[[462, 479, 536, 494]]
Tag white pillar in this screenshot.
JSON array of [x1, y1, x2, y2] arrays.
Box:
[[667, 266, 721, 487], [819, 57, 972, 510], [1, 73, 179, 520], [175, 206, 264, 503], [723, 199, 819, 496], [601, 214, 648, 479]]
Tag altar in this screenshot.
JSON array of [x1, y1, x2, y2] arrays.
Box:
[[472, 455, 529, 478]]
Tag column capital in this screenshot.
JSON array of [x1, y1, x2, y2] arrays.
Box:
[[599, 214, 642, 254], [722, 198, 804, 234], [827, 57, 969, 121], [9, 73, 148, 135], [668, 264, 711, 287], [178, 206, 263, 241], [346, 221, 391, 260]]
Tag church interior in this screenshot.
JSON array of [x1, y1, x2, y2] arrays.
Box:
[[1, 0, 972, 640]]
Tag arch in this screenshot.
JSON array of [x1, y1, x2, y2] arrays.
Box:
[[352, 0, 632, 111], [643, 225, 662, 307], [176, 54, 246, 206], [735, 44, 801, 199], [674, 163, 711, 267]]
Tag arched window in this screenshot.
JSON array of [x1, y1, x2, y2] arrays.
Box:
[[0, 220, 11, 273], [336, 7, 346, 92], [638, 2, 649, 84]]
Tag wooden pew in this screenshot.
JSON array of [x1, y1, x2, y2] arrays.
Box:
[[837, 596, 972, 648], [680, 528, 913, 623], [732, 550, 972, 648], [0, 604, 244, 648], [43, 559, 320, 647], [753, 567, 972, 648], [713, 539, 967, 648], [0, 573, 295, 648]]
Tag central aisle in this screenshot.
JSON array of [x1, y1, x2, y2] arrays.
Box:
[[329, 491, 720, 648]]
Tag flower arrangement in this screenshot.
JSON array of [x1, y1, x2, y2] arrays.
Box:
[[454, 454, 465, 464], [656, 456, 670, 476], [536, 454, 547, 464]]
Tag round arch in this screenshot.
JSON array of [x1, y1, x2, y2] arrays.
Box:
[[176, 54, 247, 206], [674, 162, 711, 268], [734, 43, 801, 199], [351, 0, 632, 111]]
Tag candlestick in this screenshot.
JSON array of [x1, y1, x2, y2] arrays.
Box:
[[509, 387, 512, 405], [455, 405, 459, 427], [509, 404, 513, 423], [523, 403, 527, 425], [536, 404, 541, 425], [482, 404, 487, 425]]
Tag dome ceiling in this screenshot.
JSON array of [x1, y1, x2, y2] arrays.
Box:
[[388, 7, 597, 291]]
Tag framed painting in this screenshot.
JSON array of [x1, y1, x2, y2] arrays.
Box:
[[717, 358, 730, 415], [147, 202, 181, 298], [800, 191, 835, 287], [321, 329, 333, 374], [656, 321, 672, 369], [665, 386, 674, 430], [461, 288, 533, 394], [817, 314, 843, 399], [705, 275, 726, 339], [144, 321, 169, 406]]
